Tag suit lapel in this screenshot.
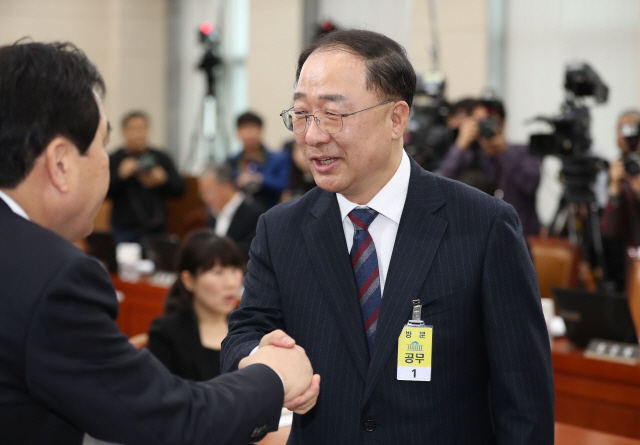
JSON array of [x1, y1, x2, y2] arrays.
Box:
[[302, 192, 369, 380], [363, 159, 448, 402]]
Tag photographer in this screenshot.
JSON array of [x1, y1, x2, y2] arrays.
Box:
[[438, 99, 542, 235], [108, 111, 185, 245], [601, 110, 640, 250]]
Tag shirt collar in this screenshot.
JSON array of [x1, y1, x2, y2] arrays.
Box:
[[218, 191, 245, 219], [337, 150, 411, 224], [0, 190, 29, 220]]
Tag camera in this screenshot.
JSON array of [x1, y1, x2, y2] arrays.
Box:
[[478, 117, 500, 139], [137, 153, 157, 172], [528, 62, 608, 158], [624, 152, 640, 176], [404, 70, 454, 171]]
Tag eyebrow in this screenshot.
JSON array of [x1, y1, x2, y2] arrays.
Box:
[[292, 92, 348, 103]]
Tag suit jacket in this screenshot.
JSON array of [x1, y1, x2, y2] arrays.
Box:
[[0, 198, 282, 445], [148, 310, 221, 381], [221, 157, 554, 444], [208, 199, 264, 262]]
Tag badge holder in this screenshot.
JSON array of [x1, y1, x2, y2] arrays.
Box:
[[397, 299, 433, 381]]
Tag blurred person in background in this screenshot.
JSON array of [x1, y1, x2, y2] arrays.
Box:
[[148, 230, 244, 381], [438, 98, 542, 236], [107, 111, 185, 245], [198, 163, 264, 264], [227, 111, 290, 208], [601, 110, 640, 289], [280, 139, 316, 202]]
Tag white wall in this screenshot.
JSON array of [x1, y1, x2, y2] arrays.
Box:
[[0, 0, 168, 153], [503, 0, 640, 223]]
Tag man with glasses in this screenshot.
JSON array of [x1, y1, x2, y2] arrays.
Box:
[[222, 29, 554, 444]]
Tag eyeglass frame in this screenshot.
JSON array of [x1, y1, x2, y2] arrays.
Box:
[[279, 99, 396, 134]]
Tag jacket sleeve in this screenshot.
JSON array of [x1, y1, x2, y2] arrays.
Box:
[[221, 214, 287, 372], [260, 151, 291, 193], [481, 203, 555, 444], [437, 144, 473, 179], [25, 255, 282, 445]]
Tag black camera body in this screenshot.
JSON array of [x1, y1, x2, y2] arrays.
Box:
[[624, 151, 640, 176], [478, 117, 500, 139], [137, 153, 157, 172], [528, 62, 608, 159], [404, 71, 454, 172]]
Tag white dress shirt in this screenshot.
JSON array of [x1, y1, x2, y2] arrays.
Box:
[[336, 150, 411, 296], [0, 190, 29, 220], [213, 191, 244, 237]]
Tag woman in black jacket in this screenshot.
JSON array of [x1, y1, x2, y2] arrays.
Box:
[[148, 229, 244, 381]]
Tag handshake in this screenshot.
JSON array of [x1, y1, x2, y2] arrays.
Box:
[[239, 330, 320, 414]]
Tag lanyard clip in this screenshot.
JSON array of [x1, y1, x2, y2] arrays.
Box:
[[408, 299, 424, 327]]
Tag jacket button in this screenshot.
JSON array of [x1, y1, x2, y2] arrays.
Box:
[[364, 419, 376, 432]]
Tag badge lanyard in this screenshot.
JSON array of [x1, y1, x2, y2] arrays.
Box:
[[397, 299, 433, 381]]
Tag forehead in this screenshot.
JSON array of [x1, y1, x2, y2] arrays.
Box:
[[295, 49, 368, 102]]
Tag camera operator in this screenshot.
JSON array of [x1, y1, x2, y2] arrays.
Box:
[[438, 99, 542, 236], [601, 110, 640, 251], [108, 111, 185, 245]]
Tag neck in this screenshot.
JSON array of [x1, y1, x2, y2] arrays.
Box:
[[193, 301, 228, 326], [345, 146, 403, 205]]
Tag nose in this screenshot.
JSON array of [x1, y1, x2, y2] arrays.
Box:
[[304, 114, 332, 147]]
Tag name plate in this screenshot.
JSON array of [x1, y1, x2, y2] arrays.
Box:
[[583, 339, 640, 365]]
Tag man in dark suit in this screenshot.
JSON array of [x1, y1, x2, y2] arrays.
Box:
[[221, 29, 554, 444], [0, 41, 317, 445], [198, 163, 265, 263]]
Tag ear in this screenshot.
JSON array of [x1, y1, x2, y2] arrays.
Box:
[[390, 101, 410, 141], [43, 136, 76, 193], [180, 270, 195, 292]]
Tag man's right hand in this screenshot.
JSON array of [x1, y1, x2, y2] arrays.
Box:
[[238, 334, 314, 405], [118, 157, 138, 180], [455, 117, 479, 150]]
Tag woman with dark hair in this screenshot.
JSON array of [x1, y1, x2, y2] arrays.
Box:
[[148, 229, 244, 381]]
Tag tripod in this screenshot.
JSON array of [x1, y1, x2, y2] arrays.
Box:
[[549, 157, 610, 289]]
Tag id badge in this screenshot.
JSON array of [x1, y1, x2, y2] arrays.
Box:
[[397, 300, 432, 381]]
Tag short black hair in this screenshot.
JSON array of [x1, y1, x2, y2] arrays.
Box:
[[236, 111, 263, 128], [451, 98, 481, 116], [296, 29, 417, 109], [0, 41, 105, 188], [163, 229, 244, 314], [481, 99, 506, 121], [121, 110, 149, 129]]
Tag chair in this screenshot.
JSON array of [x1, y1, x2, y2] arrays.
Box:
[[527, 236, 581, 300], [626, 254, 640, 336]]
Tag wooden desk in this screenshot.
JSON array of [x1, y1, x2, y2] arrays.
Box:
[[111, 274, 168, 337], [556, 422, 640, 445], [552, 339, 640, 439]]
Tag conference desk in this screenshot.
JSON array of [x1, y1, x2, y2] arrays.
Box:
[[111, 274, 168, 338], [553, 338, 640, 439]]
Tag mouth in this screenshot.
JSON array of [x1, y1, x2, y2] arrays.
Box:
[[311, 156, 339, 171], [223, 296, 236, 305]]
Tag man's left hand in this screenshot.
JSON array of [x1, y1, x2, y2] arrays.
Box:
[[137, 165, 167, 188]]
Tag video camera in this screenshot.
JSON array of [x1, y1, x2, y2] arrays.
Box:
[[404, 71, 453, 172], [529, 62, 608, 158]]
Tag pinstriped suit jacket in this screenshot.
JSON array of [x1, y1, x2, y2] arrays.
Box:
[[221, 157, 554, 444]]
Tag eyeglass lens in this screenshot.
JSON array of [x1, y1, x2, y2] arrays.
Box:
[[282, 109, 343, 134]]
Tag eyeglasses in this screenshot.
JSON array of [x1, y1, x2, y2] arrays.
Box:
[[279, 100, 395, 134]]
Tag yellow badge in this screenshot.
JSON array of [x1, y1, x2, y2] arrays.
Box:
[[397, 325, 432, 381]]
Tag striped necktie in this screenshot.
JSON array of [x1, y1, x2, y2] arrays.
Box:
[[348, 208, 381, 356]]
